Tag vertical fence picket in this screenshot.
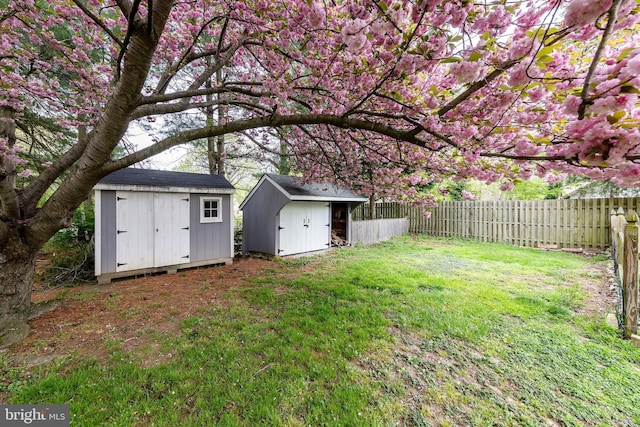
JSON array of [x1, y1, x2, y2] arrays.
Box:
[[352, 197, 640, 250]]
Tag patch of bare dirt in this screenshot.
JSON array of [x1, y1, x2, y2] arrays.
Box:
[[576, 257, 619, 319], [5, 257, 273, 368]]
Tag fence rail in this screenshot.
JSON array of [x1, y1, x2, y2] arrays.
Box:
[[353, 198, 640, 249]]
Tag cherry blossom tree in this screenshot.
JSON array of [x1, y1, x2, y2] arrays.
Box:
[[1, 0, 639, 343]]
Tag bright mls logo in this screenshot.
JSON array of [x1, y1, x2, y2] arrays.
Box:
[[1, 405, 69, 426]]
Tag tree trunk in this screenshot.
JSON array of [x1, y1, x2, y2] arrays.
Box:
[[369, 194, 377, 220], [0, 2, 175, 347], [214, 69, 225, 176], [278, 140, 290, 175], [0, 232, 38, 348], [205, 66, 216, 175]]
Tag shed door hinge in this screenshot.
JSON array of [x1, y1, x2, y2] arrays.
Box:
[[117, 197, 127, 201], [117, 262, 127, 267], [182, 227, 190, 230], [117, 230, 127, 234]]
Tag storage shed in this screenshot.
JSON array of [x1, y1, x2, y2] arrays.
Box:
[[94, 168, 235, 284], [239, 174, 367, 256]]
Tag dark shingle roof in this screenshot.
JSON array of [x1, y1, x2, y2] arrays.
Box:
[[98, 168, 235, 190], [266, 174, 366, 200]]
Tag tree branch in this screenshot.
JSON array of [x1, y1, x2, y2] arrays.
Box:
[[438, 59, 519, 117], [132, 97, 272, 120], [116, 0, 143, 79], [186, 32, 250, 94], [114, 0, 133, 16], [345, 6, 429, 116], [71, 0, 124, 48], [154, 35, 212, 94], [150, 32, 249, 112], [153, 17, 240, 95], [137, 83, 265, 108], [577, 0, 623, 119], [105, 113, 445, 171], [19, 126, 90, 216]]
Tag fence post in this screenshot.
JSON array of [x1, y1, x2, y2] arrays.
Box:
[[623, 210, 639, 339]]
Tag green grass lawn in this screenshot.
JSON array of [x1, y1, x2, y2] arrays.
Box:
[[4, 236, 640, 426]]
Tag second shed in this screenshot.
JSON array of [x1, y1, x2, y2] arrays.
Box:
[[239, 174, 367, 256]]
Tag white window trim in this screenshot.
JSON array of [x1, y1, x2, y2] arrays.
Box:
[[200, 196, 223, 223]]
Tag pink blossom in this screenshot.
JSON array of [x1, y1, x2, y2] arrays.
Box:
[[507, 37, 534, 59], [461, 190, 475, 200], [589, 94, 637, 114], [621, 53, 640, 78], [341, 19, 368, 52], [564, 0, 612, 28], [527, 87, 547, 102], [563, 95, 582, 115], [308, 4, 326, 29], [450, 61, 484, 84], [487, 6, 510, 28], [508, 63, 532, 87], [18, 169, 31, 178]]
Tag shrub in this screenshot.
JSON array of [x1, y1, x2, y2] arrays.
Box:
[[40, 200, 95, 287]]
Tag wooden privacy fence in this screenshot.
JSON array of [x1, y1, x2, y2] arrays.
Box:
[[353, 198, 640, 249], [610, 208, 639, 340], [351, 218, 409, 245]]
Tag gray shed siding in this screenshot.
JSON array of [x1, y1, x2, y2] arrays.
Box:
[[190, 193, 233, 262], [242, 180, 289, 255], [100, 190, 117, 273]]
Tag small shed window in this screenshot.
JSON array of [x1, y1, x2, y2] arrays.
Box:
[[200, 197, 222, 223]]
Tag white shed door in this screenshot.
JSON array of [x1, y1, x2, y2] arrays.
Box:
[[153, 193, 190, 267], [278, 202, 307, 256], [305, 202, 330, 252], [115, 191, 154, 272], [278, 202, 330, 256], [115, 191, 190, 272]]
